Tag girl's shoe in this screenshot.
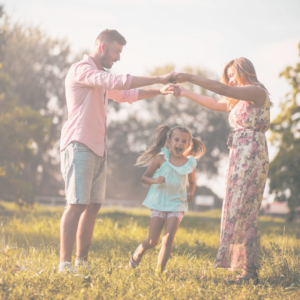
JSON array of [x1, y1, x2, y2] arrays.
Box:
[[129, 244, 143, 269]]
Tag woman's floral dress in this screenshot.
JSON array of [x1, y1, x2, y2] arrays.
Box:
[[214, 88, 270, 271]]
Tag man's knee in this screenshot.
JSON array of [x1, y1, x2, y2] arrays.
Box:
[[65, 204, 87, 216], [85, 203, 101, 218]]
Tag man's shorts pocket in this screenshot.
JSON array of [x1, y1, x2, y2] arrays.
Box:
[[60, 144, 74, 179], [74, 142, 92, 152]]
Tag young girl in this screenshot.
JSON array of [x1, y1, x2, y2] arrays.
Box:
[[129, 124, 205, 272]]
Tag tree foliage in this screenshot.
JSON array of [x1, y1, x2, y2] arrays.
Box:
[[0, 7, 230, 203], [0, 8, 73, 203], [269, 42, 300, 218], [106, 65, 230, 201], [0, 8, 53, 204]]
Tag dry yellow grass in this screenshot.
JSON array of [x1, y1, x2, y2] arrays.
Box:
[[0, 202, 299, 299]]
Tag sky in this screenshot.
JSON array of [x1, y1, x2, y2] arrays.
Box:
[[4, 0, 300, 198]]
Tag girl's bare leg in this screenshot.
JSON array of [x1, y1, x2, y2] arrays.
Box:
[[157, 216, 181, 272], [133, 217, 165, 260]]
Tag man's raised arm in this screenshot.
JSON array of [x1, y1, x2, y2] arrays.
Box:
[[129, 72, 174, 89], [75, 62, 174, 90]]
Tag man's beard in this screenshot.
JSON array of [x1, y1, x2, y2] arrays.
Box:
[[101, 50, 113, 69]]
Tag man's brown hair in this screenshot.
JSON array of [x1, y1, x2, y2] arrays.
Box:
[[96, 29, 127, 45]]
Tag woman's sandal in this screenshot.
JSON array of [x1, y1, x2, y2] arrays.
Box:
[[233, 271, 259, 285], [224, 272, 241, 284], [129, 244, 143, 269]]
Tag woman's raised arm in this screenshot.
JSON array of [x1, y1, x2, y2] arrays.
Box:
[[171, 73, 266, 107]]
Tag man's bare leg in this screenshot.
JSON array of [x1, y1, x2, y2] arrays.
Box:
[[76, 203, 101, 261], [60, 204, 87, 262]]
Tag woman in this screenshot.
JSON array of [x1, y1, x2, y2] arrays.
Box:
[[170, 58, 270, 284]]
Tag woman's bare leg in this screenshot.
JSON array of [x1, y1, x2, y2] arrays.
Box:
[[157, 216, 181, 272]]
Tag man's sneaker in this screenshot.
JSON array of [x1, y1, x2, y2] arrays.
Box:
[[58, 262, 77, 273], [75, 260, 91, 271]]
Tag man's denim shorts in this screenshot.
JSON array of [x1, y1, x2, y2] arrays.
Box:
[[60, 142, 107, 205]]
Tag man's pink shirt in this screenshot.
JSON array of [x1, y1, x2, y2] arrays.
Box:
[[60, 55, 138, 156]]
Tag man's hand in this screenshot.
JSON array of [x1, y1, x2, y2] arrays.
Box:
[[187, 192, 194, 203], [158, 72, 174, 85], [160, 84, 180, 96], [153, 176, 166, 184], [169, 72, 190, 84]]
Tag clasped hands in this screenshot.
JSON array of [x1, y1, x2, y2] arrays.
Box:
[[159, 72, 189, 98]]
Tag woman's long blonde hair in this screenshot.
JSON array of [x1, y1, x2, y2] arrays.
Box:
[[220, 57, 271, 110], [136, 124, 206, 167]]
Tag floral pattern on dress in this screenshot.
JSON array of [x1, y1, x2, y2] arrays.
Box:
[[214, 90, 270, 271]]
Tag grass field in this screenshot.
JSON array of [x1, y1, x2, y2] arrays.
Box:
[[0, 202, 299, 299]]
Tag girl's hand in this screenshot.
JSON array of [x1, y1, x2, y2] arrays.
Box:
[[187, 192, 194, 203], [153, 176, 166, 184]]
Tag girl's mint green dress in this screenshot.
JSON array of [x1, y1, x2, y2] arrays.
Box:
[[142, 147, 197, 213]]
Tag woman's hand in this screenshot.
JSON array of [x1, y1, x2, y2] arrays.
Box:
[[160, 85, 181, 97], [169, 72, 190, 84], [153, 176, 166, 184], [175, 85, 188, 98], [187, 192, 194, 203]]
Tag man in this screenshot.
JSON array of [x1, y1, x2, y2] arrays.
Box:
[[58, 29, 175, 272]]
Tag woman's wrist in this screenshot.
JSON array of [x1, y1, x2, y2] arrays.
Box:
[[187, 73, 196, 83], [181, 88, 190, 98]]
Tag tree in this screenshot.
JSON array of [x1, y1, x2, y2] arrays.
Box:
[[106, 65, 231, 201], [0, 7, 52, 204], [269, 42, 300, 220], [0, 8, 74, 199]]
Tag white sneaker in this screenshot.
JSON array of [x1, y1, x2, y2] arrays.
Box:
[[58, 262, 77, 273], [75, 260, 91, 271]]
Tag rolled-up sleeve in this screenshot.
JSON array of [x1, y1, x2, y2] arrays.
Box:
[[108, 89, 139, 104], [75, 63, 133, 90]]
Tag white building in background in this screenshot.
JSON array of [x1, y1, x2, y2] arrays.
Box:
[[195, 195, 214, 206], [260, 201, 300, 219]]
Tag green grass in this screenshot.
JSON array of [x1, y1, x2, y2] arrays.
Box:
[[0, 202, 299, 299]]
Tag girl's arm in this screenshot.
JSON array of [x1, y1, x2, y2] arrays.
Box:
[[187, 167, 196, 203], [141, 155, 166, 185], [171, 73, 266, 107], [176, 85, 228, 112]]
